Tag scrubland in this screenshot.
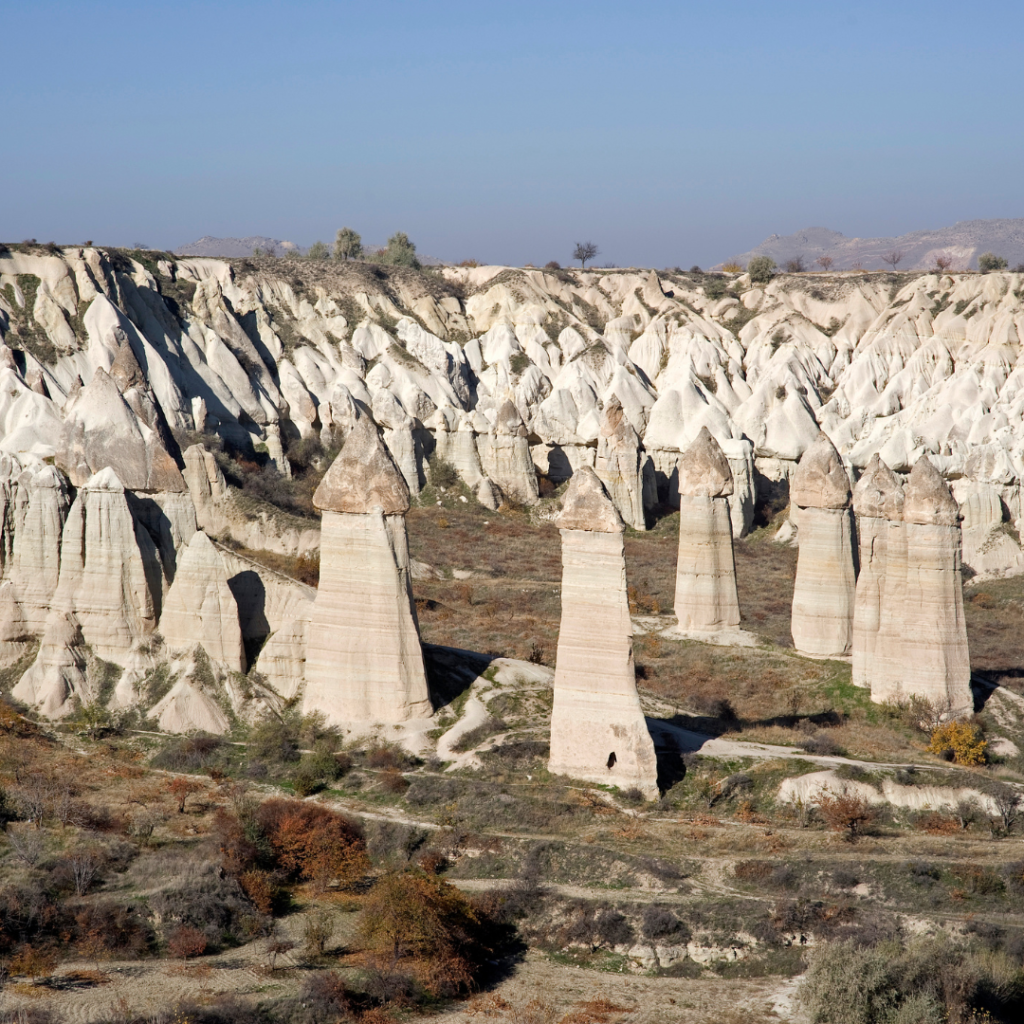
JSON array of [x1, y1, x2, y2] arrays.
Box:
[[4, 488, 1024, 1024]]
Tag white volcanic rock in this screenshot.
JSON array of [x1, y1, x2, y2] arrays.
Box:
[[594, 397, 646, 531], [303, 416, 430, 726], [12, 612, 88, 718], [548, 466, 658, 799], [57, 368, 185, 492], [47, 468, 160, 664], [2, 459, 71, 636], [255, 617, 309, 699], [790, 433, 856, 656], [674, 429, 740, 632], [478, 399, 539, 505], [149, 664, 231, 735], [431, 413, 499, 509], [159, 531, 243, 670], [720, 438, 755, 538], [879, 456, 971, 711], [852, 455, 903, 689]]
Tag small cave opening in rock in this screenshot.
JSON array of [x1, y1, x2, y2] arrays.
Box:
[[607, 752, 617, 769]]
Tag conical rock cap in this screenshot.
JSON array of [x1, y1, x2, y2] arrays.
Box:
[[677, 426, 733, 497], [791, 432, 850, 509], [556, 465, 624, 533], [495, 399, 527, 437], [313, 413, 410, 514], [903, 455, 959, 526], [853, 454, 904, 521]]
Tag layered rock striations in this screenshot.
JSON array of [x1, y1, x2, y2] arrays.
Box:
[[674, 427, 740, 632], [159, 531, 244, 670], [851, 455, 903, 689], [302, 415, 431, 726], [548, 466, 658, 799], [877, 456, 971, 711], [790, 433, 857, 656]]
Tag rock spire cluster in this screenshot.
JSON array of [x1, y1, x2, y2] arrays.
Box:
[[855, 456, 971, 711], [673, 428, 740, 632], [547, 466, 659, 799]]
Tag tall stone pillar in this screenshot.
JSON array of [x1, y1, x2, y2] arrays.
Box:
[[884, 456, 971, 713], [674, 427, 740, 632], [790, 433, 856, 657], [302, 415, 431, 727], [548, 466, 658, 799], [852, 455, 903, 689]]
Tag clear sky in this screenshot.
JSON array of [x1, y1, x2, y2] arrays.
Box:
[[3, 0, 1023, 267]]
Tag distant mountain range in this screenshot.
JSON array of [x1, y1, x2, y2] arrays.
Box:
[[720, 219, 1024, 272], [174, 235, 442, 265]]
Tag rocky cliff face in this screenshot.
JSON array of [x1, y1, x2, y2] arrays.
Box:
[[2, 244, 1023, 727]]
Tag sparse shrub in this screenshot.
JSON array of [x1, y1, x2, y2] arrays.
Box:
[[302, 909, 337, 958], [306, 241, 329, 260], [641, 905, 687, 941], [803, 732, 846, 757], [928, 721, 987, 766], [916, 811, 959, 835], [544, 261, 561, 270], [73, 902, 152, 959], [300, 972, 350, 1021], [703, 275, 728, 299], [817, 793, 876, 841], [748, 255, 777, 283], [380, 767, 409, 794], [428, 457, 459, 491], [168, 924, 208, 959], [167, 777, 204, 813], [785, 255, 806, 272], [594, 909, 633, 947], [334, 227, 362, 261], [152, 734, 225, 772], [721, 260, 743, 273], [452, 717, 509, 753]]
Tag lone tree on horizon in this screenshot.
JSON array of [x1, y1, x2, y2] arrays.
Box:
[[573, 241, 599, 268], [334, 227, 362, 261], [816, 255, 835, 272], [881, 248, 905, 271]]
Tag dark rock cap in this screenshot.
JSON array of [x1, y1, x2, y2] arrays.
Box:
[[555, 464, 624, 533], [903, 455, 959, 526], [791, 432, 851, 509], [313, 413, 410, 514], [677, 426, 734, 498]]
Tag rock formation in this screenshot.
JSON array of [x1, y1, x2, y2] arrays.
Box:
[[159, 531, 244, 670], [57, 367, 185, 493], [790, 432, 856, 657], [548, 465, 658, 799], [875, 456, 971, 711], [594, 397, 646, 531], [12, 612, 88, 718], [674, 427, 740, 632], [478, 399, 539, 505], [851, 455, 903, 689], [44, 467, 160, 664], [302, 414, 431, 726]]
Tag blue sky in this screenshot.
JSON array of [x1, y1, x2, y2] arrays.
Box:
[[3, 0, 1023, 266]]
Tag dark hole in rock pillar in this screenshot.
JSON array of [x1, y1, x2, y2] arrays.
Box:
[[607, 752, 617, 769]]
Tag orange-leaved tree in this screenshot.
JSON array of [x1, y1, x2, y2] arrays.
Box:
[[357, 869, 491, 998]]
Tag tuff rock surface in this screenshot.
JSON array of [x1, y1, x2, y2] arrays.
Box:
[[674, 429, 741, 632], [790, 433, 856, 656], [548, 467, 658, 798]]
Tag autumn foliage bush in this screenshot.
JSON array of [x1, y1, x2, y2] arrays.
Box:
[[216, 797, 367, 895], [928, 721, 988, 766], [357, 869, 494, 998]]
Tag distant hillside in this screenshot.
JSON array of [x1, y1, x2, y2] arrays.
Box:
[[174, 235, 444, 265], [722, 219, 1024, 272], [174, 236, 300, 257]]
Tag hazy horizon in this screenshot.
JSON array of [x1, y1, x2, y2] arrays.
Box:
[[4, 0, 1023, 267]]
